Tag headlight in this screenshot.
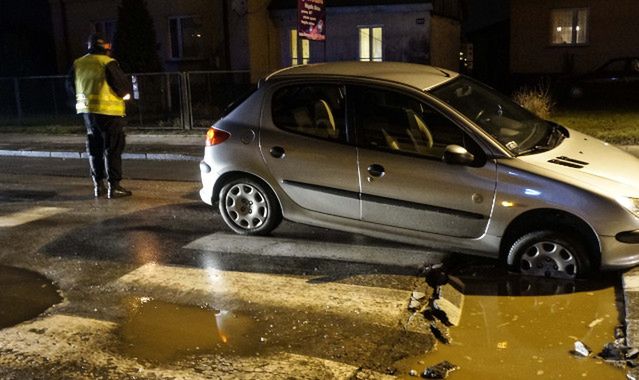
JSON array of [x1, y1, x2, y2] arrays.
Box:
[[617, 197, 639, 218]]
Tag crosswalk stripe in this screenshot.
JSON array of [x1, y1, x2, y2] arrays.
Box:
[[184, 232, 446, 268], [0, 314, 386, 379], [0, 207, 68, 227], [110, 262, 412, 329]]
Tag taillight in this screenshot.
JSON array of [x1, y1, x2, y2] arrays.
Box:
[[205, 127, 231, 146]]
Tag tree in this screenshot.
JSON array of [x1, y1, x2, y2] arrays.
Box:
[[113, 0, 162, 73]]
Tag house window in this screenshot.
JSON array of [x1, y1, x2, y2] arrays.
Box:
[[93, 20, 117, 43], [290, 29, 310, 66], [169, 16, 203, 59], [551, 8, 588, 45], [359, 26, 383, 62]]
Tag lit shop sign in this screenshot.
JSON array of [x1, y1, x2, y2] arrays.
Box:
[[298, 0, 326, 41]]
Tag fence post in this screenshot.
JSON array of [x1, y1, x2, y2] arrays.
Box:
[[13, 78, 23, 125], [180, 72, 192, 130], [51, 79, 59, 117]]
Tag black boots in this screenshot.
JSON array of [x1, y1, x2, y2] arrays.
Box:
[[93, 179, 107, 198], [107, 182, 132, 198], [93, 179, 132, 198]]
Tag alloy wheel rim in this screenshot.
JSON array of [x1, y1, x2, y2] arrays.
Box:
[[225, 183, 268, 229], [519, 241, 577, 279]]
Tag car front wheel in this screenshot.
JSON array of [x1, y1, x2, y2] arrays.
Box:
[[218, 178, 282, 235], [508, 230, 591, 279]]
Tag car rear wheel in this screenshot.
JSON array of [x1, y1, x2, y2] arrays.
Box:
[[508, 230, 591, 279], [218, 178, 282, 235]]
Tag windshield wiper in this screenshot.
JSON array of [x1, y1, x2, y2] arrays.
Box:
[[517, 124, 566, 156]]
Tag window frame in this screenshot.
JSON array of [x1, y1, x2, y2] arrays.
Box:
[[349, 84, 486, 163], [358, 26, 383, 62], [168, 15, 204, 60], [550, 8, 589, 46], [269, 82, 349, 144]]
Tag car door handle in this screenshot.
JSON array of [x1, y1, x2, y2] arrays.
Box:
[[367, 164, 385, 177], [270, 146, 285, 159]]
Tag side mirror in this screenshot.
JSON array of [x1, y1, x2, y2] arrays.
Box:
[[443, 144, 475, 165]]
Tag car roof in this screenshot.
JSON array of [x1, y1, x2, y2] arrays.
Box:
[[264, 61, 459, 91]]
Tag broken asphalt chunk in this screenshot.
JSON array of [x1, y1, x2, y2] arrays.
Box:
[[431, 284, 464, 326], [429, 320, 451, 345], [600, 342, 630, 362], [571, 340, 592, 357], [422, 361, 459, 379]]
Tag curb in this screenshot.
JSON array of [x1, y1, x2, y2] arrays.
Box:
[[623, 267, 639, 379], [0, 149, 200, 162], [623, 268, 639, 347]]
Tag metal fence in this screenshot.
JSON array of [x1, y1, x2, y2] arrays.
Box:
[[0, 71, 253, 130]]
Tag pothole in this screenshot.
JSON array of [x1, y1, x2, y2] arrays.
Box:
[[0, 265, 62, 329], [118, 297, 262, 363]]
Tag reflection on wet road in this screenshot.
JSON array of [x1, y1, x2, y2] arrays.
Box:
[[120, 297, 261, 362], [397, 274, 624, 379]]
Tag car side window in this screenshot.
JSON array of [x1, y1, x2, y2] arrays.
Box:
[[353, 86, 478, 159], [271, 84, 346, 142]]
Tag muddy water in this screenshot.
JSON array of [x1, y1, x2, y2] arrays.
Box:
[[119, 297, 261, 362], [396, 278, 625, 379], [0, 265, 62, 329]]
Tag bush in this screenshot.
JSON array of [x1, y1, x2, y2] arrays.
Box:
[[513, 84, 554, 119]]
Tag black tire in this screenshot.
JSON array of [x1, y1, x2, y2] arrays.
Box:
[[218, 177, 282, 235], [507, 230, 591, 279]]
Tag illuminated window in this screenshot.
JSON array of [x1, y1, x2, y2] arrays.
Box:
[[169, 16, 203, 59], [359, 26, 383, 62], [551, 8, 588, 45], [290, 29, 310, 66], [93, 20, 117, 43]]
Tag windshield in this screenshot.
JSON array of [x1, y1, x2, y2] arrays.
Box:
[[430, 77, 559, 155]]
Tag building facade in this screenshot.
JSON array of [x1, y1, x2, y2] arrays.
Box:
[[49, 0, 461, 81], [49, 0, 227, 72], [511, 0, 639, 76]]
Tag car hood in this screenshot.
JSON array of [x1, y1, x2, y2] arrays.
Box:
[[517, 129, 639, 197]]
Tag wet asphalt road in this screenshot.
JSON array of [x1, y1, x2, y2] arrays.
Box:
[[0, 156, 439, 379], [0, 156, 627, 379]]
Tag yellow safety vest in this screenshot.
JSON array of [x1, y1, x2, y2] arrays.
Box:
[[73, 54, 125, 116]]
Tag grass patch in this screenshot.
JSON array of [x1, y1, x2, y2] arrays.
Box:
[[550, 109, 639, 145]]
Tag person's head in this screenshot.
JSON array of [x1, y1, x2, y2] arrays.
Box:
[[87, 33, 112, 55]]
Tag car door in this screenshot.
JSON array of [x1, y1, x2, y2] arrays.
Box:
[[351, 85, 497, 238], [259, 83, 360, 219]]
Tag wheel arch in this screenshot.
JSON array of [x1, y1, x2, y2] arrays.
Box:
[[500, 208, 601, 269], [212, 171, 282, 210]]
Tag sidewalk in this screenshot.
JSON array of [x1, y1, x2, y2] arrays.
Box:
[[0, 133, 204, 161], [1, 132, 638, 162]]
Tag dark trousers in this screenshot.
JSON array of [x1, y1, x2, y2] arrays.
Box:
[[82, 113, 126, 184]]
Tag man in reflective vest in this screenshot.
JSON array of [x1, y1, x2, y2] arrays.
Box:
[[67, 33, 132, 198]]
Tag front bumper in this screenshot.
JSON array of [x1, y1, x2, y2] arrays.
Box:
[[600, 234, 639, 269]]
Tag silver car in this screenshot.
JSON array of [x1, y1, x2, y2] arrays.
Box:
[[199, 62, 639, 279]]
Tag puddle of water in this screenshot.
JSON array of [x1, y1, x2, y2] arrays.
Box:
[[119, 297, 262, 362], [0, 265, 62, 329], [396, 283, 625, 379]]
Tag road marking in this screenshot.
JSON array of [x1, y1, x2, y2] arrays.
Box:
[[0, 314, 380, 379], [184, 232, 447, 268], [0, 207, 68, 227], [110, 262, 412, 329]]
